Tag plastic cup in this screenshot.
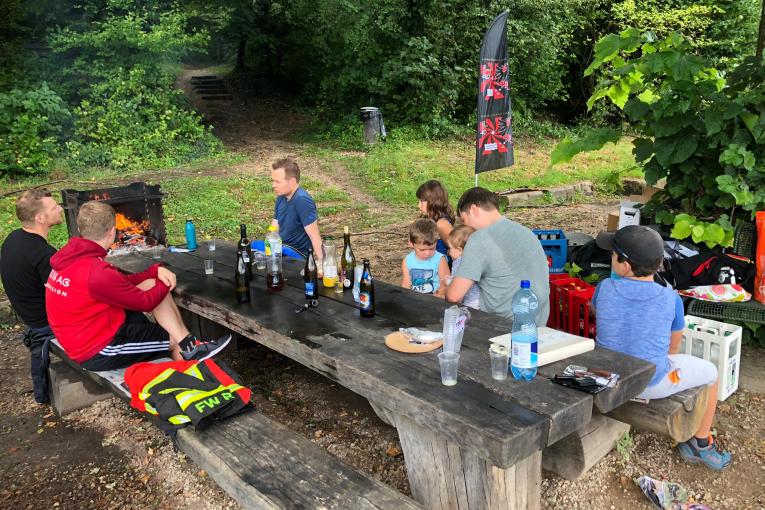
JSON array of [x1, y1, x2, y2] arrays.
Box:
[[254, 251, 266, 270], [489, 344, 510, 381], [208, 239, 216, 251], [151, 245, 161, 260], [438, 352, 460, 386], [204, 259, 214, 275]]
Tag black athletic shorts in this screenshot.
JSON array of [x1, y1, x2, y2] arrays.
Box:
[[81, 311, 171, 371]]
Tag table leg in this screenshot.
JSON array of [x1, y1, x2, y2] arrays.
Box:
[[387, 410, 541, 510]]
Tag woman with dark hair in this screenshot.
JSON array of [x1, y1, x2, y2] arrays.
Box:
[[416, 180, 455, 259]]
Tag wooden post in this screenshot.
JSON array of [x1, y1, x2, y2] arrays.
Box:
[[392, 412, 541, 510], [542, 415, 629, 481]]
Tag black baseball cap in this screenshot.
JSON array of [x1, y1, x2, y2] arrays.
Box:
[[596, 225, 664, 266]]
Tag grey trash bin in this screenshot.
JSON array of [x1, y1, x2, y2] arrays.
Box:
[[360, 107, 386, 144]]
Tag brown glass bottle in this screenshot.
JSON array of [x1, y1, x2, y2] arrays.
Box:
[[304, 248, 319, 300], [358, 259, 375, 317], [341, 226, 356, 291]]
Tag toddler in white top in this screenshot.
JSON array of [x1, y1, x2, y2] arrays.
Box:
[[447, 225, 481, 309]]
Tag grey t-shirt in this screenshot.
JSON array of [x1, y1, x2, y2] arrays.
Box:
[[454, 217, 550, 324]]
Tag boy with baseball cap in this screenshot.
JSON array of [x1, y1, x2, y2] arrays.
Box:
[[593, 225, 731, 470]]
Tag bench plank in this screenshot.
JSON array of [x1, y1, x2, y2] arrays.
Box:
[[606, 386, 710, 442], [178, 412, 422, 510]]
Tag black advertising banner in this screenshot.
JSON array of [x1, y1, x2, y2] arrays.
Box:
[[476, 10, 514, 174]]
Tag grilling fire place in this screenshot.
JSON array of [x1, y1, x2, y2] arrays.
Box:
[[61, 182, 166, 255]]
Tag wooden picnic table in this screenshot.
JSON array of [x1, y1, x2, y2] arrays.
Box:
[[109, 242, 654, 510]]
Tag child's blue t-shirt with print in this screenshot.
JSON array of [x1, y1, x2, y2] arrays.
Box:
[[405, 251, 443, 294], [593, 277, 685, 386]]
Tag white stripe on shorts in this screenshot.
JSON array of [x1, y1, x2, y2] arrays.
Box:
[[99, 341, 170, 356]]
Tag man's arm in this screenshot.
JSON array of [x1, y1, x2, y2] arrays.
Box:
[[446, 277, 474, 303], [304, 220, 323, 263]]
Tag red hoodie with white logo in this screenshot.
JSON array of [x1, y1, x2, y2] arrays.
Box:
[[46, 237, 169, 363]]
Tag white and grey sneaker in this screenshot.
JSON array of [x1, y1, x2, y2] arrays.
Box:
[[181, 334, 233, 361]]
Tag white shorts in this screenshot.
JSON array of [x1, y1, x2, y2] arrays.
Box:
[[637, 354, 718, 400]]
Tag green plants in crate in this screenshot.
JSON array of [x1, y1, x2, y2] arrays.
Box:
[[551, 28, 765, 249]]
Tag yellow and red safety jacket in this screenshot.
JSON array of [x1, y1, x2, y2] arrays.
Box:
[[125, 359, 251, 428]]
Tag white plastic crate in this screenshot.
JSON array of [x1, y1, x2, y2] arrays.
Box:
[[680, 315, 741, 401]]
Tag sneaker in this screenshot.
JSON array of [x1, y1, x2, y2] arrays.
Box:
[[181, 334, 232, 361], [677, 436, 732, 471]]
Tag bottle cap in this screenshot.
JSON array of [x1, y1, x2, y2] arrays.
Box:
[[344, 226, 349, 234], [325, 235, 334, 241], [268, 225, 276, 232], [186, 219, 193, 223], [520, 280, 531, 289]]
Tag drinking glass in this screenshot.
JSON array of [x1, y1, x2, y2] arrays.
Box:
[[254, 251, 266, 270], [489, 344, 510, 381], [207, 239, 216, 251], [204, 259, 214, 275], [334, 254, 344, 293], [151, 245, 161, 260], [438, 352, 460, 386]]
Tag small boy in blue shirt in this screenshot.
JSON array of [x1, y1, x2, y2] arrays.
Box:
[[593, 225, 731, 470], [401, 219, 450, 297]]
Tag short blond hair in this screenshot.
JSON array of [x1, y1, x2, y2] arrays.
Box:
[[448, 224, 475, 250], [409, 218, 438, 246], [77, 201, 116, 240], [16, 189, 52, 224]]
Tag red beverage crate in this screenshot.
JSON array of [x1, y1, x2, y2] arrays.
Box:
[[548, 277, 592, 331], [569, 287, 597, 339]]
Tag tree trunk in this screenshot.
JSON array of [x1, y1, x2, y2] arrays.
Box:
[[236, 38, 246, 71], [758, 0, 765, 56]]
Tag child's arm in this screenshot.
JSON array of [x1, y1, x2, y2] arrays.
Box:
[[401, 258, 411, 289], [669, 330, 683, 355], [434, 256, 451, 298]]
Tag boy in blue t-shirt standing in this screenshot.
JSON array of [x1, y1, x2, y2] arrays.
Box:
[[401, 219, 450, 298], [593, 225, 731, 471]]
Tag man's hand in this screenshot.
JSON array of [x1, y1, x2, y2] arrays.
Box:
[[157, 266, 177, 291]]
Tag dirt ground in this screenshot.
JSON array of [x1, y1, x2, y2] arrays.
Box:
[[0, 67, 764, 509]]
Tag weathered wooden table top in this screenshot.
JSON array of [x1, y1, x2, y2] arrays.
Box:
[[109, 242, 654, 469]]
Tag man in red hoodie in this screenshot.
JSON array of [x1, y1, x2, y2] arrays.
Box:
[[46, 201, 230, 370]]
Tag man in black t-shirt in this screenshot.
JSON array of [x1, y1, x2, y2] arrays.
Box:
[[1, 189, 63, 403]]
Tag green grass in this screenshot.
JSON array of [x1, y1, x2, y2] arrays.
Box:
[[303, 136, 638, 208], [0, 173, 349, 249]]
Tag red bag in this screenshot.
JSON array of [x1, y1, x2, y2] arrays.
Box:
[[755, 212, 765, 304]]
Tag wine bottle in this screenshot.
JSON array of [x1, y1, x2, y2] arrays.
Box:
[[341, 226, 356, 290], [238, 224, 253, 281], [235, 248, 251, 303]]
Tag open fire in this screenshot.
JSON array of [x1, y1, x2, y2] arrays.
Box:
[[61, 182, 167, 256], [112, 212, 156, 253]]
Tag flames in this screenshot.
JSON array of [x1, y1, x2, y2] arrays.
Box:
[[111, 213, 155, 252]]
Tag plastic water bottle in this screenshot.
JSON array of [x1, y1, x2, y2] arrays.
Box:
[[510, 280, 539, 381], [185, 219, 198, 250]]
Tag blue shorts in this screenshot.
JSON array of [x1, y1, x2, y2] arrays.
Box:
[[637, 354, 718, 400]]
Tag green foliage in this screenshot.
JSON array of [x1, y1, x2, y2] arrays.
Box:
[[66, 67, 220, 171], [553, 28, 765, 248], [0, 83, 70, 176], [616, 431, 634, 464], [564, 262, 601, 283], [551, 128, 622, 165]]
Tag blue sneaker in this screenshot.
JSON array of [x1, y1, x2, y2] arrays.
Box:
[[677, 436, 731, 471]]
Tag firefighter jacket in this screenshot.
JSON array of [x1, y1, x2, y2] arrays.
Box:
[[125, 359, 251, 429]]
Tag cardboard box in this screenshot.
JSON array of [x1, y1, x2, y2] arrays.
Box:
[[618, 201, 641, 229], [642, 185, 663, 201], [607, 210, 619, 231]]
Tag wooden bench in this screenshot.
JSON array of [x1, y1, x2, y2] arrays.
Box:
[[48, 341, 421, 509], [607, 385, 711, 443]]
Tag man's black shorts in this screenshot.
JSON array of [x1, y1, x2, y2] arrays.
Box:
[[81, 311, 170, 371]]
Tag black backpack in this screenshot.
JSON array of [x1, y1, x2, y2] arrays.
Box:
[[669, 251, 755, 291], [570, 240, 612, 281]]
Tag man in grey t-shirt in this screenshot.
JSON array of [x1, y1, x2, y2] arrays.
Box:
[[446, 187, 549, 324]]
